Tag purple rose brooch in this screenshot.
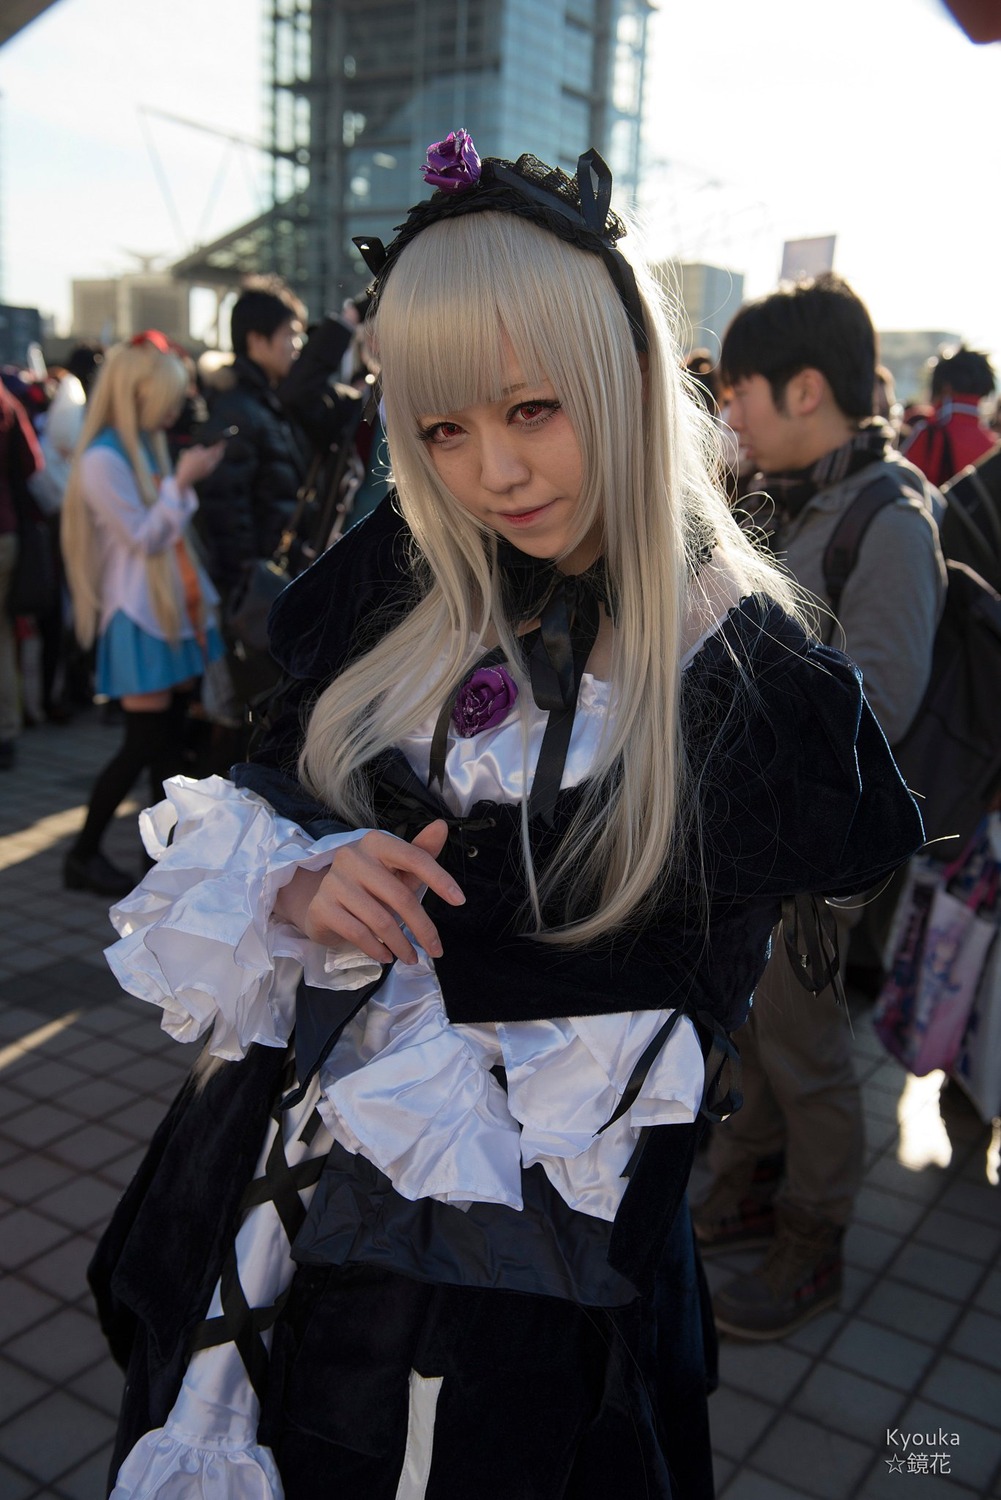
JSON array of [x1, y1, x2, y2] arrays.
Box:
[[421, 129, 481, 194], [452, 665, 518, 737]]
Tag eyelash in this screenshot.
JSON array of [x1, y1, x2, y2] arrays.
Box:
[[417, 399, 562, 445]]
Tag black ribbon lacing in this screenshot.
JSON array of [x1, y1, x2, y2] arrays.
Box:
[[188, 1055, 326, 1404], [780, 892, 850, 1025], [429, 555, 614, 827]]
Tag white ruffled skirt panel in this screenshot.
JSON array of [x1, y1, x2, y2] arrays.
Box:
[[111, 1078, 330, 1500], [317, 956, 705, 1223], [317, 954, 524, 1209]]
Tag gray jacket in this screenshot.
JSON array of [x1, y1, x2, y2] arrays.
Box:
[[773, 453, 946, 747]]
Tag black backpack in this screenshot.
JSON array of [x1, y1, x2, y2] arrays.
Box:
[[823, 474, 1001, 850], [940, 448, 1001, 595]]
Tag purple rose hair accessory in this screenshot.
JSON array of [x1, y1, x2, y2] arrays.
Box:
[[452, 665, 517, 737], [421, 129, 481, 194]]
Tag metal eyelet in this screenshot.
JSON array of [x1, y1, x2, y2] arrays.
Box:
[[466, 845, 478, 858]]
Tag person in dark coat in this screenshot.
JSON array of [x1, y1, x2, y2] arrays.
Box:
[[0, 380, 45, 769], [194, 283, 364, 605], [193, 283, 309, 603]]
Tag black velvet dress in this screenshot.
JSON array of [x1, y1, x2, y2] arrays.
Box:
[[90, 497, 925, 1500]]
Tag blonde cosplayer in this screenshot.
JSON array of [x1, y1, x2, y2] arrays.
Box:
[[301, 208, 805, 946], [62, 339, 191, 648]]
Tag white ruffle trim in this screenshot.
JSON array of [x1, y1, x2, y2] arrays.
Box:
[[110, 1428, 283, 1500], [105, 775, 373, 1060], [318, 953, 523, 1208], [318, 956, 705, 1222]]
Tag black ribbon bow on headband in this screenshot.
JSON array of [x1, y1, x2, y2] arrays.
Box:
[[352, 140, 649, 353]]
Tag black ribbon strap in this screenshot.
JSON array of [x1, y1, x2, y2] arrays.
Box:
[[527, 575, 602, 826], [597, 1009, 686, 1136], [695, 1009, 743, 1124], [781, 893, 848, 1015], [188, 1063, 329, 1405]]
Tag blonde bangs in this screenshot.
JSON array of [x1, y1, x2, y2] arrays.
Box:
[[375, 212, 647, 576]]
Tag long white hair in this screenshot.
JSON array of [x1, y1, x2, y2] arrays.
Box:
[[61, 340, 189, 648], [301, 211, 805, 944]]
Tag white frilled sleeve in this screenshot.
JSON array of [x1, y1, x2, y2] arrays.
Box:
[[105, 775, 381, 1061]]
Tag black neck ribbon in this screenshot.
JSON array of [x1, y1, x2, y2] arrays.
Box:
[[428, 548, 614, 827]]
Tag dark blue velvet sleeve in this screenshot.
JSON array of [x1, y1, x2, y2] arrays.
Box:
[[686, 598, 925, 901]]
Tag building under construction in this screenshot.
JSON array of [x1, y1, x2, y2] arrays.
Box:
[[175, 0, 653, 318]]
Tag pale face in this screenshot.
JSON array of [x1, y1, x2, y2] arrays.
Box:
[[248, 319, 303, 383], [724, 372, 800, 474], [417, 348, 599, 571]]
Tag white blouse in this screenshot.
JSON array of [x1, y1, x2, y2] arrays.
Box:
[[79, 445, 219, 639]]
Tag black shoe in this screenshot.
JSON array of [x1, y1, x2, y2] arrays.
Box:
[[0, 740, 14, 771], [63, 850, 135, 898]]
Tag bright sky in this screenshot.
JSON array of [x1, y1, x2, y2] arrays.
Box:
[[1, 0, 999, 360], [643, 0, 1001, 358]]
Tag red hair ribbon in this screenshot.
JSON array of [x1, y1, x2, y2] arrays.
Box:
[[129, 329, 172, 354]]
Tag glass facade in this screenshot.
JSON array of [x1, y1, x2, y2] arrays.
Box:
[[266, 0, 652, 313]]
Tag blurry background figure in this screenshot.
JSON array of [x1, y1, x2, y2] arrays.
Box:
[[192, 276, 365, 758], [685, 348, 739, 500], [27, 366, 88, 725], [164, 348, 210, 467], [902, 344, 999, 488], [0, 378, 46, 770], [60, 335, 226, 896], [872, 363, 903, 444], [939, 443, 1001, 595]]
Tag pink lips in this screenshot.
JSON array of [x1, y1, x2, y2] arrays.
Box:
[[499, 500, 556, 526]]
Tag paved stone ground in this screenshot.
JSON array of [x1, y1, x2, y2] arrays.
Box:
[[0, 710, 999, 1499]]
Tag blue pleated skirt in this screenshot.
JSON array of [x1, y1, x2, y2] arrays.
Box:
[[96, 610, 226, 698]]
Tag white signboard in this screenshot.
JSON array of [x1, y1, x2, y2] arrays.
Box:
[[780, 235, 836, 283]]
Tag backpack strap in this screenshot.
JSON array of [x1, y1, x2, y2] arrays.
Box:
[[821, 473, 904, 619], [936, 421, 956, 487], [942, 461, 1001, 589]]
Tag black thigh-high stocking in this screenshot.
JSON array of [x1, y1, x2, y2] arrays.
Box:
[[148, 689, 192, 807], [73, 699, 185, 860]]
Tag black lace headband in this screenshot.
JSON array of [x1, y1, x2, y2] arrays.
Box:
[[353, 131, 649, 353]]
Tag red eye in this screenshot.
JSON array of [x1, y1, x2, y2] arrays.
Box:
[[420, 420, 465, 444], [513, 400, 559, 426]]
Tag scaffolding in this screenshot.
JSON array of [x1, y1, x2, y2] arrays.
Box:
[[178, 0, 652, 320]]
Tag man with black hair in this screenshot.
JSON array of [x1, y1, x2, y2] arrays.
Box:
[[693, 273, 946, 1339], [194, 281, 308, 601], [194, 281, 361, 604], [902, 344, 998, 489]]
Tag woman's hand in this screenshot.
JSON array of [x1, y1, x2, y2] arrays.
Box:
[[274, 820, 464, 965], [175, 441, 225, 490]]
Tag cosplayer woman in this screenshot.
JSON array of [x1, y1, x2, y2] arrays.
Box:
[[61, 335, 225, 896], [92, 138, 923, 1500]]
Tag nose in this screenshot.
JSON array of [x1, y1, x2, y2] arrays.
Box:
[[478, 429, 530, 494]]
